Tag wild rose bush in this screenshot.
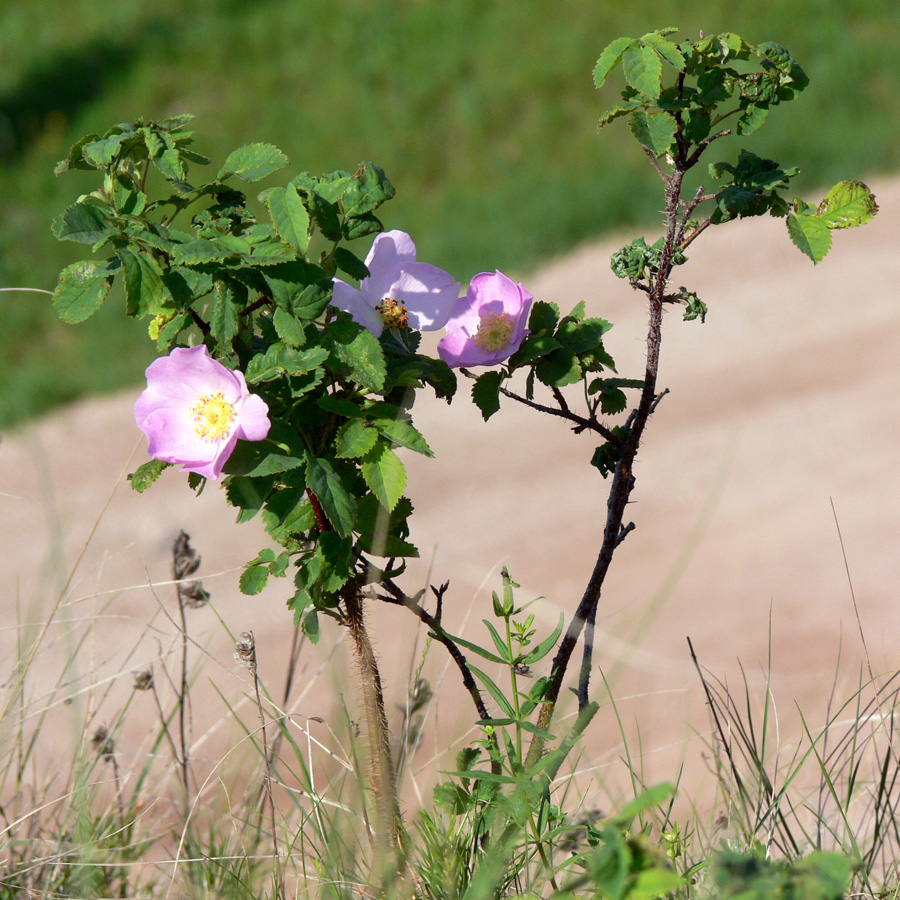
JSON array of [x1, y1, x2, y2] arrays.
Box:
[[47, 27, 877, 894]]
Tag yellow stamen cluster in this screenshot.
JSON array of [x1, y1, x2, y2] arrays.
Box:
[[474, 310, 516, 352], [376, 296, 409, 330], [190, 391, 236, 441]]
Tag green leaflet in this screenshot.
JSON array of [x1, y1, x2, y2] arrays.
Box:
[[128, 459, 170, 493], [52, 260, 116, 323], [786, 213, 832, 264], [472, 370, 503, 421], [305, 454, 356, 536], [340, 161, 396, 217], [266, 182, 310, 252], [272, 307, 305, 347], [51, 201, 114, 245], [361, 442, 406, 512], [535, 348, 582, 387], [218, 143, 288, 182], [326, 323, 387, 392], [117, 246, 170, 317], [629, 110, 677, 155], [640, 30, 685, 69], [209, 280, 243, 344], [244, 344, 329, 383], [370, 416, 432, 455], [335, 419, 379, 459], [592, 37, 637, 89], [622, 44, 662, 97], [816, 181, 879, 229]]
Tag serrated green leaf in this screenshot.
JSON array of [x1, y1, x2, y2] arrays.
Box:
[[334, 247, 369, 281], [327, 325, 386, 391], [267, 182, 310, 252], [343, 212, 384, 240], [128, 459, 170, 492], [507, 334, 561, 369], [209, 280, 242, 344], [305, 455, 356, 536], [556, 316, 611, 353], [629, 110, 677, 155], [273, 307, 305, 347], [237, 448, 305, 479], [52, 201, 115, 244], [535, 348, 582, 387], [52, 260, 115, 323], [239, 564, 269, 595], [370, 417, 432, 455], [262, 260, 330, 309], [55, 132, 100, 173], [151, 139, 185, 182], [361, 443, 406, 512], [82, 131, 131, 168], [117, 246, 169, 317], [245, 344, 329, 383], [786, 212, 832, 264], [622, 44, 662, 96], [170, 238, 234, 265], [305, 190, 343, 241], [218, 143, 288, 182], [736, 103, 768, 135], [302, 610, 320, 643], [641, 31, 685, 69], [226, 474, 275, 521], [816, 181, 879, 229], [592, 37, 637, 88], [598, 100, 642, 129], [472, 370, 502, 421], [528, 300, 559, 334], [341, 161, 396, 217], [335, 419, 379, 459]]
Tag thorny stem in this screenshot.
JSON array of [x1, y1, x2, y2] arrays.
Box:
[[526, 161, 689, 766]]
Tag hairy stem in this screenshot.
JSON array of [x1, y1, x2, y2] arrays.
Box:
[[342, 585, 402, 877]]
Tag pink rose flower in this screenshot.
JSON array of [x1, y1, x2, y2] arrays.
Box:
[[331, 230, 461, 337], [437, 271, 533, 368], [135, 345, 270, 480]]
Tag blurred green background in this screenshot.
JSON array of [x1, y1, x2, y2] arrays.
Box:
[[1, 0, 897, 427]]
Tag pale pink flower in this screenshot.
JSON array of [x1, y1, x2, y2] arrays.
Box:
[[331, 230, 460, 337], [437, 271, 533, 368], [135, 345, 270, 480]]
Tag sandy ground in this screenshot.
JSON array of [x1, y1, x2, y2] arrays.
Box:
[[1, 175, 898, 821]]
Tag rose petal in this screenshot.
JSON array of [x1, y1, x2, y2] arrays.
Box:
[[361, 230, 417, 304], [332, 278, 386, 336], [393, 263, 461, 331]]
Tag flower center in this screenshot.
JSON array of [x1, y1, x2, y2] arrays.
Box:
[[473, 311, 516, 352], [376, 296, 409, 330], [190, 391, 236, 441]]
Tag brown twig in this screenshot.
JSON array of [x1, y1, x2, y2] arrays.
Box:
[[459, 369, 625, 447]]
